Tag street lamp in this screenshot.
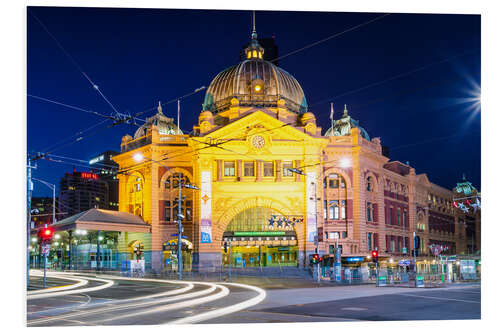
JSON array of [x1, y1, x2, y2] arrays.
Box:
[[132, 152, 199, 279]]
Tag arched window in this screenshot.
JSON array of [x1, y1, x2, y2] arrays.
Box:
[[324, 173, 346, 189], [163, 172, 191, 189]]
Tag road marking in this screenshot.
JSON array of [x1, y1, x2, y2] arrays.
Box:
[[341, 307, 368, 311], [169, 282, 266, 324], [399, 294, 480, 304]]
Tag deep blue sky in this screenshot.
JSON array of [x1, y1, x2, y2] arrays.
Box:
[[27, 7, 481, 197]]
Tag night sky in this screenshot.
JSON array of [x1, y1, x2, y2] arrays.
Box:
[[27, 7, 481, 197]]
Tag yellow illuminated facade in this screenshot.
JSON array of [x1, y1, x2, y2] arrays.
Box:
[[113, 30, 480, 273]]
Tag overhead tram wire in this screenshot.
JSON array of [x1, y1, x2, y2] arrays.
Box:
[[205, 13, 392, 92], [38, 118, 110, 154], [309, 48, 480, 109], [28, 9, 121, 116]]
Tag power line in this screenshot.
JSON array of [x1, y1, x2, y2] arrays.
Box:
[[28, 94, 115, 120], [309, 49, 480, 109], [38, 119, 110, 153], [28, 8, 120, 115], [271, 13, 391, 63]]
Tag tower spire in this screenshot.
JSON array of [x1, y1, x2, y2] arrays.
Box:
[[251, 10, 257, 39]]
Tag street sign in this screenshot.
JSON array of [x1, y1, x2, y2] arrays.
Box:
[[402, 247, 407, 254], [399, 259, 411, 266], [42, 245, 50, 255]]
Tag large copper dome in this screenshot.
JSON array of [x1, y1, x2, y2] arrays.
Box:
[[202, 39, 308, 115]]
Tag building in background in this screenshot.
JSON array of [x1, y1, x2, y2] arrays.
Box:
[[89, 150, 120, 210], [58, 170, 109, 216], [30, 197, 57, 227]]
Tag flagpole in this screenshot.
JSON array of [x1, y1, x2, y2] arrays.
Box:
[[330, 102, 335, 130]]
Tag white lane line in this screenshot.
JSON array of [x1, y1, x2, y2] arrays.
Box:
[[96, 284, 230, 323], [168, 282, 266, 324], [27, 275, 114, 300], [28, 282, 216, 325], [399, 294, 480, 304], [28, 274, 89, 295]]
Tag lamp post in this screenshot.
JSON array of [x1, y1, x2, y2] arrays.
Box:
[[133, 153, 199, 279]]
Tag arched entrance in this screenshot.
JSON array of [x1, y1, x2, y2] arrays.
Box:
[[222, 207, 299, 268]]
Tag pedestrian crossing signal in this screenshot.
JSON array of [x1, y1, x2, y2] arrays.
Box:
[[224, 242, 228, 253]]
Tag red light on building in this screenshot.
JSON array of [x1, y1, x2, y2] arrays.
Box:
[[80, 172, 98, 180]]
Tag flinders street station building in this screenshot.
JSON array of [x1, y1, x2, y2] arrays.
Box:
[[52, 29, 479, 277]]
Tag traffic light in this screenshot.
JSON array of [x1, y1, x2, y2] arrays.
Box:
[[38, 227, 54, 243], [311, 253, 320, 265], [371, 250, 378, 263], [224, 242, 228, 253]]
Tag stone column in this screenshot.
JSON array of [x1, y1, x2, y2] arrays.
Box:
[[276, 160, 282, 182], [256, 160, 262, 181]]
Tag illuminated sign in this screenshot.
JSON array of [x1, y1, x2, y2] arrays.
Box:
[[233, 231, 286, 236], [89, 155, 104, 165], [200, 171, 212, 243], [346, 257, 364, 263], [80, 172, 98, 180]]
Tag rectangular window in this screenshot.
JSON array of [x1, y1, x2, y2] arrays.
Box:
[[341, 200, 346, 219], [391, 239, 395, 252], [397, 208, 401, 225], [243, 162, 255, 177], [389, 207, 393, 225], [342, 231, 348, 238], [329, 232, 339, 239], [282, 161, 293, 177], [263, 162, 274, 177], [366, 202, 372, 222], [224, 162, 235, 177], [368, 232, 372, 251], [323, 200, 327, 219], [403, 211, 407, 227], [164, 201, 171, 221]]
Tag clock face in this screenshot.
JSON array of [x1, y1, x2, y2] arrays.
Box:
[[252, 135, 265, 148]]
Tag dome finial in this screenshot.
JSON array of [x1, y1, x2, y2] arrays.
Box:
[[251, 10, 257, 39], [157, 101, 163, 115], [344, 104, 348, 116]]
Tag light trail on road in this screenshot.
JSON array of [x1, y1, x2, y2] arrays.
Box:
[[28, 272, 89, 295], [28, 273, 267, 326], [168, 282, 267, 324], [28, 271, 114, 300], [28, 278, 216, 325], [95, 283, 229, 323]]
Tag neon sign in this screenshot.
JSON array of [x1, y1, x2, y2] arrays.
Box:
[[80, 172, 98, 180]]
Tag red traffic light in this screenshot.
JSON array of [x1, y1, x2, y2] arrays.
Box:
[[371, 250, 378, 258], [39, 227, 54, 241], [313, 254, 319, 260]]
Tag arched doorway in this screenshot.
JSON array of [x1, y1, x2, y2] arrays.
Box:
[[222, 207, 299, 268]]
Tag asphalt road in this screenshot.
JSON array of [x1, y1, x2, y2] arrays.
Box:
[[27, 271, 480, 325]]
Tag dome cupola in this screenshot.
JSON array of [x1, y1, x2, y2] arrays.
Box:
[[325, 104, 371, 140], [133, 102, 182, 139], [202, 14, 308, 115]]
